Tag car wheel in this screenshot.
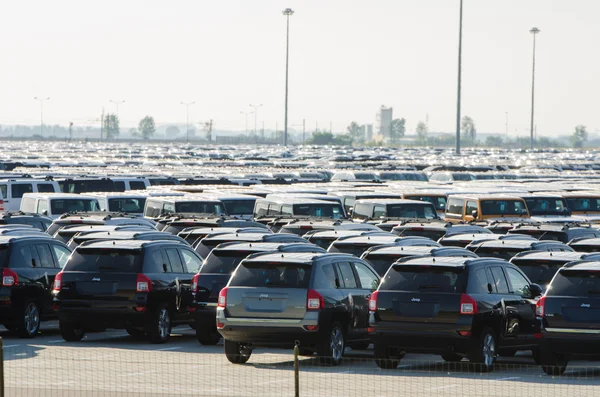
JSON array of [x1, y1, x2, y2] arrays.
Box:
[[349, 341, 371, 350], [498, 348, 517, 357], [18, 300, 40, 338], [126, 327, 146, 339], [374, 343, 402, 369], [318, 322, 345, 366], [469, 327, 496, 373], [224, 339, 252, 364], [541, 350, 567, 376], [59, 320, 85, 342], [147, 305, 172, 344], [196, 326, 221, 346], [441, 352, 463, 362]]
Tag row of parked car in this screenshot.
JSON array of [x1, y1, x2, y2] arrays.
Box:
[[0, 207, 599, 376]]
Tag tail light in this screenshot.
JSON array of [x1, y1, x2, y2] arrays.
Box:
[[191, 274, 199, 293], [460, 294, 478, 315], [0, 200, 4, 211], [218, 287, 228, 308], [136, 274, 152, 292], [536, 296, 546, 317], [53, 271, 63, 291], [307, 289, 324, 310], [2, 268, 18, 287], [368, 291, 379, 312]]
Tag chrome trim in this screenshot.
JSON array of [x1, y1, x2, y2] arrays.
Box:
[[196, 302, 218, 307], [226, 318, 302, 324], [546, 328, 600, 334]]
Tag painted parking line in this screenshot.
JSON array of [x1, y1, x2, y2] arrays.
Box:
[[48, 340, 65, 343], [156, 346, 182, 351], [497, 377, 522, 381]]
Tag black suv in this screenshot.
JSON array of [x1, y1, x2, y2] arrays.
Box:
[[438, 232, 535, 248], [161, 216, 267, 235], [0, 212, 53, 232], [466, 239, 573, 260], [177, 227, 271, 246], [507, 223, 600, 244], [217, 252, 381, 365], [537, 260, 600, 375], [327, 235, 439, 257], [191, 242, 326, 345], [53, 240, 203, 343], [0, 235, 72, 337], [391, 222, 490, 241], [567, 237, 600, 252], [194, 232, 307, 258], [369, 257, 543, 372]]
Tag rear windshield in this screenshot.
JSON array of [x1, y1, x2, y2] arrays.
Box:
[[229, 262, 311, 288], [175, 202, 226, 215], [511, 260, 569, 287], [51, 199, 101, 214], [306, 237, 334, 250], [55, 230, 80, 243], [480, 200, 527, 216], [65, 249, 142, 272], [108, 198, 146, 214], [511, 230, 565, 243], [395, 229, 445, 240], [293, 203, 344, 219], [201, 251, 252, 274], [364, 255, 405, 276], [548, 270, 600, 297], [566, 198, 600, 213], [387, 204, 437, 219], [382, 265, 466, 293], [328, 243, 371, 258], [222, 200, 256, 216], [473, 247, 524, 261]]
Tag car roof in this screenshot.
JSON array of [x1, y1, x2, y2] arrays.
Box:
[[214, 242, 322, 252], [202, 232, 281, 241], [354, 199, 433, 205], [77, 239, 181, 250], [511, 251, 596, 261], [0, 235, 53, 244], [365, 245, 436, 255], [569, 238, 600, 246], [395, 256, 477, 267], [562, 261, 600, 271], [242, 252, 352, 264]]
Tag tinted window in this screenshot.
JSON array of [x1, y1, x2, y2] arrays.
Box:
[[222, 200, 256, 215], [229, 262, 311, 288], [386, 204, 437, 219], [165, 248, 184, 273], [175, 202, 225, 215], [293, 203, 344, 219], [63, 180, 115, 193], [108, 198, 146, 213], [129, 181, 147, 190], [114, 181, 126, 192], [468, 268, 491, 294], [144, 250, 166, 273], [382, 265, 466, 293], [475, 247, 524, 261], [363, 255, 402, 276], [35, 244, 55, 268], [452, 173, 474, 181], [50, 199, 100, 214], [181, 250, 202, 273], [511, 259, 567, 287], [408, 195, 446, 211], [313, 263, 339, 289], [37, 183, 55, 193], [548, 270, 600, 297], [337, 262, 357, 288], [201, 251, 250, 274], [505, 267, 530, 296], [566, 198, 600, 212], [65, 250, 142, 272], [11, 184, 33, 198], [10, 245, 33, 268], [525, 198, 568, 216], [489, 267, 510, 293], [353, 262, 379, 290], [52, 244, 71, 269], [480, 200, 527, 216]]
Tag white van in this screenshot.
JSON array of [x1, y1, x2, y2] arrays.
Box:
[[0, 179, 60, 211], [20, 193, 101, 219], [110, 177, 150, 192]]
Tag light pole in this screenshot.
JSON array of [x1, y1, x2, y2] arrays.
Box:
[[109, 100, 125, 119], [180, 101, 195, 142], [455, 0, 463, 155], [240, 110, 254, 134], [249, 104, 262, 138], [34, 97, 50, 138], [282, 8, 294, 147], [529, 27, 540, 150]]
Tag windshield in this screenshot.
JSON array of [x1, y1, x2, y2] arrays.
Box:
[[382, 265, 466, 293], [480, 200, 527, 216], [566, 198, 600, 213], [51, 199, 101, 215], [405, 195, 447, 211], [452, 173, 474, 181], [108, 198, 146, 213], [293, 203, 344, 219], [512, 260, 568, 287], [66, 249, 142, 272], [547, 270, 600, 297], [387, 204, 438, 219], [525, 198, 568, 216], [174, 202, 226, 215], [201, 251, 252, 274], [222, 199, 256, 216], [229, 262, 312, 288]]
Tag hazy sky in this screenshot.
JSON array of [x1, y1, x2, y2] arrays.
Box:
[[1, 0, 599, 136]]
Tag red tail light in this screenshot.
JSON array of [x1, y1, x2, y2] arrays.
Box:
[[536, 296, 546, 317], [460, 294, 478, 315], [53, 271, 63, 291], [0, 200, 4, 211], [368, 291, 379, 312], [307, 289, 324, 310], [2, 268, 18, 287], [218, 287, 228, 308], [191, 274, 199, 293], [136, 274, 152, 292]]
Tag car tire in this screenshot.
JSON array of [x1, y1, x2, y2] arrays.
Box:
[[498, 348, 517, 357], [441, 352, 463, 362], [126, 327, 146, 339], [196, 326, 221, 346], [349, 341, 371, 350], [17, 300, 41, 339], [59, 320, 85, 342], [318, 322, 345, 366], [146, 305, 172, 344], [224, 339, 252, 364], [469, 327, 496, 373], [374, 343, 402, 369], [541, 350, 567, 376]]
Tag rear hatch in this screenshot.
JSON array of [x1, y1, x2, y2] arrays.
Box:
[[511, 258, 570, 289], [195, 250, 253, 303], [363, 254, 411, 276], [510, 230, 567, 243], [376, 264, 466, 325], [543, 268, 600, 330], [58, 248, 143, 308], [469, 246, 526, 261], [225, 261, 311, 319]]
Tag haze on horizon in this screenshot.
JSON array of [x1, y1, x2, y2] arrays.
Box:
[[1, 0, 598, 137]]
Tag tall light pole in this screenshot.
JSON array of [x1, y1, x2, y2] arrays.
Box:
[[455, 0, 463, 155], [282, 8, 294, 147], [505, 112, 509, 143], [180, 101, 195, 143], [249, 104, 262, 137], [529, 27, 540, 150], [109, 100, 125, 119], [240, 110, 253, 134], [34, 97, 50, 138]]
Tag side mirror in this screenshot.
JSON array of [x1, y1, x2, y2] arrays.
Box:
[[162, 263, 168, 273], [471, 210, 478, 219], [529, 283, 543, 298], [42, 210, 48, 216], [348, 208, 354, 216], [487, 283, 493, 293], [32, 258, 37, 268]]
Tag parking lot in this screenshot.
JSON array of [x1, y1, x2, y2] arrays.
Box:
[[1, 323, 598, 397]]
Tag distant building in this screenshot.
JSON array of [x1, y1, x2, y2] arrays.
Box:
[[376, 106, 393, 140], [364, 124, 373, 141]]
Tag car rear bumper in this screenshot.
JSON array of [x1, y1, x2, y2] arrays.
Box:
[[57, 302, 150, 329], [542, 329, 600, 357]]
